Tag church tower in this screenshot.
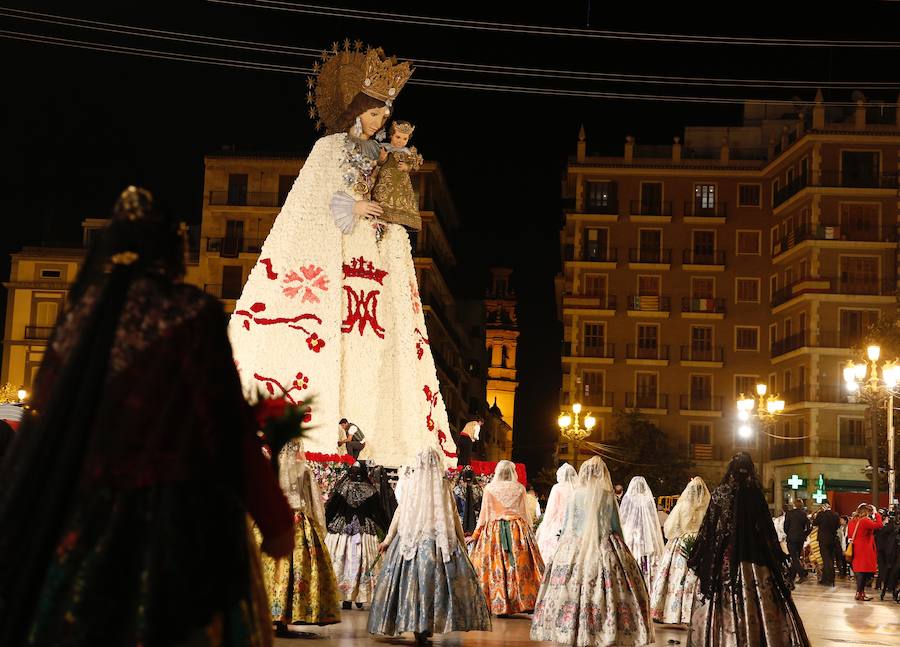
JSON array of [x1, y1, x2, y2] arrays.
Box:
[[485, 268, 519, 446]]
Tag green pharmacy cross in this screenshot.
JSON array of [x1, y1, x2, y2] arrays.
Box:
[[787, 474, 804, 490], [812, 473, 827, 504]]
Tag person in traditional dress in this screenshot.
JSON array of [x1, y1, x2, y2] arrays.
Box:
[[687, 452, 810, 646], [0, 187, 293, 646], [650, 476, 711, 624], [227, 43, 458, 467], [525, 486, 542, 526], [619, 476, 666, 585], [534, 463, 577, 563], [456, 418, 482, 467], [260, 439, 340, 637], [530, 456, 655, 647], [453, 465, 483, 536], [367, 447, 491, 644], [466, 460, 544, 615], [369, 463, 398, 522], [324, 462, 391, 609]]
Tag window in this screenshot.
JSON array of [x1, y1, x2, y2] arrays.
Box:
[[840, 203, 880, 241], [735, 375, 759, 399], [690, 422, 712, 445], [736, 278, 760, 303], [638, 229, 662, 262], [799, 157, 809, 181], [587, 181, 616, 211], [786, 168, 795, 185], [840, 309, 879, 347], [222, 220, 245, 258], [784, 267, 794, 287], [770, 275, 779, 300], [39, 269, 62, 279], [769, 323, 778, 349], [227, 173, 248, 205], [635, 372, 659, 408], [640, 182, 663, 215], [582, 370, 605, 406], [772, 178, 780, 205], [582, 322, 606, 357], [637, 324, 659, 358], [691, 277, 714, 300], [839, 256, 879, 293], [784, 318, 793, 341], [770, 225, 781, 255], [278, 174, 294, 206], [221, 265, 243, 299], [638, 275, 661, 297], [798, 260, 808, 280], [694, 184, 716, 213], [582, 273, 607, 298], [583, 227, 610, 261], [841, 151, 880, 187], [35, 301, 59, 327], [691, 230, 715, 263], [738, 184, 761, 207], [690, 326, 714, 360], [690, 375, 712, 408], [736, 230, 761, 255], [736, 326, 759, 351], [842, 418, 866, 447]]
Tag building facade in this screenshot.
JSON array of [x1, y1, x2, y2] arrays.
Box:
[[484, 267, 519, 447], [558, 92, 900, 504]]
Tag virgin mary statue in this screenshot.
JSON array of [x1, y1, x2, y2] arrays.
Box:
[[228, 42, 457, 467]]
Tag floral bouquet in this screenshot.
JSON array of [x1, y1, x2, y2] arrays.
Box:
[[680, 534, 697, 561], [254, 394, 313, 473]]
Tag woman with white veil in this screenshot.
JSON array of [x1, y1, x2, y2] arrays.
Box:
[[619, 476, 666, 585], [261, 438, 341, 634], [531, 456, 654, 646], [535, 463, 577, 562], [367, 448, 490, 645], [649, 477, 710, 624], [467, 460, 544, 615]]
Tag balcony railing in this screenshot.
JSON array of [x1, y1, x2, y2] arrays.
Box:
[[581, 247, 618, 263], [770, 438, 809, 460], [682, 250, 726, 266], [681, 297, 726, 314], [680, 345, 724, 362], [206, 237, 265, 257], [204, 284, 223, 298], [628, 248, 672, 264], [683, 442, 728, 461], [779, 384, 856, 405], [684, 201, 728, 218], [771, 277, 896, 307], [768, 330, 859, 357], [628, 295, 671, 312], [679, 394, 723, 412], [208, 191, 282, 207], [770, 331, 811, 357], [581, 391, 615, 408], [583, 200, 619, 215], [625, 392, 669, 410], [581, 342, 616, 359], [24, 325, 53, 340], [626, 344, 670, 360], [774, 173, 809, 206], [629, 200, 673, 217], [773, 170, 899, 207], [817, 440, 869, 460], [772, 223, 898, 256]]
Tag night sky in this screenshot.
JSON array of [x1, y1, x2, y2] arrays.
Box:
[[3, 1, 899, 473]]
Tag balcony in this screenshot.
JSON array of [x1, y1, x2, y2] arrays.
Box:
[[680, 345, 724, 363], [24, 325, 53, 340], [206, 237, 265, 258], [204, 284, 223, 298], [581, 391, 615, 409], [627, 295, 671, 315], [683, 201, 727, 220], [774, 174, 809, 207], [579, 247, 618, 264], [771, 277, 896, 307], [208, 191, 282, 207], [626, 344, 670, 361], [628, 248, 672, 265], [582, 199, 619, 215], [625, 392, 669, 411], [581, 342, 616, 360], [772, 223, 898, 258], [773, 170, 899, 208], [680, 297, 726, 316], [769, 330, 856, 358], [682, 250, 726, 268], [679, 394, 724, 413], [628, 200, 673, 217], [817, 440, 869, 460], [770, 438, 809, 460], [779, 384, 859, 406]]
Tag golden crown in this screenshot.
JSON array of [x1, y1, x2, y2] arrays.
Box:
[[391, 120, 415, 136], [307, 40, 413, 132]]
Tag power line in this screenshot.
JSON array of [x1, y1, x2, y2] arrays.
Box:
[[2, 28, 895, 108], [4, 7, 900, 91], [209, 0, 900, 49]]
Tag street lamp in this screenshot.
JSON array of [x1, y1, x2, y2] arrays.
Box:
[[17, 389, 27, 403], [735, 382, 785, 463], [843, 344, 898, 509], [558, 402, 596, 469]]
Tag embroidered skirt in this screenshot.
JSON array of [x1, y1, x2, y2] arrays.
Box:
[[469, 517, 544, 615], [325, 530, 381, 603], [649, 535, 698, 624]]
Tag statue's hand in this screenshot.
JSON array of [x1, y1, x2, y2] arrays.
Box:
[[353, 200, 384, 219]]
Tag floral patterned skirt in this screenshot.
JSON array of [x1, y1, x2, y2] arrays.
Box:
[[649, 535, 698, 624], [325, 531, 381, 603], [469, 517, 545, 615], [257, 513, 340, 625], [367, 539, 492, 636], [530, 533, 654, 647], [691, 561, 811, 647]]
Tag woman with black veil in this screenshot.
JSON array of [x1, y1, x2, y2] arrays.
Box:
[[324, 462, 391, 610], [687, 452, 810, 646], [0, 187, 294, 646]]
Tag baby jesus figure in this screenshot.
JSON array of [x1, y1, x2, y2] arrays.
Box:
[[372, 120, 424, 231]]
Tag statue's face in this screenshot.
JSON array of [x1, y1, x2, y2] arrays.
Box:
[[359, 106, 390, 138], [391, 130, 410, 148]]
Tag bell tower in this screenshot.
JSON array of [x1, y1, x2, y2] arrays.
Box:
[[485, 268, 519, 444]]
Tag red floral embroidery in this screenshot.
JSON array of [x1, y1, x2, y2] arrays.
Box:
[[282, 264, 329, 303], [410, 280, 421, 315], [235, 302, 323, 338], [260, 258, 278, 280], [423, 384, 457, 459], [414, 327, 430, 360], [341, 287, 385, 339], [306, 333, 326, 352], [254, 372, 314, 422]]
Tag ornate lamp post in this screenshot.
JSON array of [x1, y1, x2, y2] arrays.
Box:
[[735, 383, 785, 477], [843, 344, 899, 508], [558, 402, 596, 470]]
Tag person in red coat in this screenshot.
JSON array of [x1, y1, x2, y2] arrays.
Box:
[[848, 504, 880, 601]]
